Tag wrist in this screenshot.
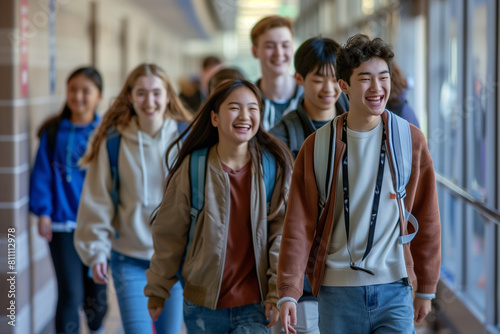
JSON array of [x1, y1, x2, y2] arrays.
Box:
[[277, 297, 297, 310], [415, 292, 436, 300]]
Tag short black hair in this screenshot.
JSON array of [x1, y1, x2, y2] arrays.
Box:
[[295, 36, 340, 79], [336, 34, 394, 85]]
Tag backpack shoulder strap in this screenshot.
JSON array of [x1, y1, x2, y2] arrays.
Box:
[[386, 111, 418, 244], [314, 117, 339, 220], [282, 113, 304, 159], [262, 150, 277, 215], [106, 128, 121, 213], [387, 111, 412, 198], [187, 147, 209, 250]]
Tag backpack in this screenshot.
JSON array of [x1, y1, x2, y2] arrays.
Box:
[[186, 147, 277, 250], [282, 113, 305, 159], [313, 111, 418, 245], [106, 122, 189, 213]]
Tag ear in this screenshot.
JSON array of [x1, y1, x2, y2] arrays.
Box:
[[338, 79, 349, 95], [210, 110, 218, 127], [294, 73, 305, 86], [252, 45, 258, 58]]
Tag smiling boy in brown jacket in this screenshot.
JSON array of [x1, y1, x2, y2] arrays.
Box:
[[277, 34, 441, 334]]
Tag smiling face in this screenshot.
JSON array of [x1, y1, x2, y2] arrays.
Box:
[[339, 57, 390, 122], [210, 86, 260, 148], [252, 26, 294, 76], [66, 74, 102, 121], [129, 75, 168, 130], [298, 65, 341, 117]]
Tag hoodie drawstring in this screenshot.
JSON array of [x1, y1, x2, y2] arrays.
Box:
[[138, 130, 149, 206]]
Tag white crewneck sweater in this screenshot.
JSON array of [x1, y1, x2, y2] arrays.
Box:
[[323, 120, 407, 286]]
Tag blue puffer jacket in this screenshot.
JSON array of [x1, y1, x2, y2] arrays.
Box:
[[29, 114, 101, 232]]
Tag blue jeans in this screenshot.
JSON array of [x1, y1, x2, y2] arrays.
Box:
[[317, 280, 415, 334], [183, 299, 269, 333], [110, 250, 183, 334]]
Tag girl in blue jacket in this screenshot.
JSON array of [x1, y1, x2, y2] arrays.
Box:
[[29, 67, 107, 334]]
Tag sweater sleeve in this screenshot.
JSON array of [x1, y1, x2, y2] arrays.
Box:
[[29, 132, 54, 217], [405, 127, 441, 294], [277, 135, 320, 301], [145, 157, 192, 301], [265, 165, 290, 304], [74, 140, 116, 267]]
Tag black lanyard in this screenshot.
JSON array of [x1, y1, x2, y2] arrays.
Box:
[[342, 118, 386, 275]]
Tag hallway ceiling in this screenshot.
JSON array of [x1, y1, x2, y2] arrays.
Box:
[[131, 0, 237, 39]]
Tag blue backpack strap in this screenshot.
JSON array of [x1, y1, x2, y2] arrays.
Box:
[[262, 150, 276, 215], [386, 111, 418, 244], [106, 128, 121, 213], [187, 147, 209, 250]]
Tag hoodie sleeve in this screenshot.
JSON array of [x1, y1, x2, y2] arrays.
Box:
[[29, 131, 54, 217], [74, 140, 116, 267]]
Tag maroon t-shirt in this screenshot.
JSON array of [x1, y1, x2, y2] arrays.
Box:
[[216, 160, 261, 309]]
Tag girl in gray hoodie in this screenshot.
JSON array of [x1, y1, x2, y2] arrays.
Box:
[[74, 63, 191, 334]]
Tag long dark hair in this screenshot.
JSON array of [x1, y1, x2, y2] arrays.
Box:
[[37, 67, 103, 138], [167, 79, 293, 209]]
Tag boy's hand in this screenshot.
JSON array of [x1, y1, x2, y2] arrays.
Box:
[[279, 301, 297, 334], [149, 307, 163, 321], [265, 303, 280, 328], [413, 297, 432, 323]]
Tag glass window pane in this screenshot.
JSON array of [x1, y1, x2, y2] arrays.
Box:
[[465, 205, 487, 311], [429, 0, 462, 286], [467, 0, 488, 201]]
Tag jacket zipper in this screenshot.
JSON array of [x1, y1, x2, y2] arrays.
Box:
[[212, 171, 230, 309]]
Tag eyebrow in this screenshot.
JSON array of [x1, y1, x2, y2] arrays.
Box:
[[227, 101, 259, 105], [357, 70, 390, 76]]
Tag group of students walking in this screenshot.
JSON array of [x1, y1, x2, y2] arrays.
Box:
[[29, 14, 440, 334]]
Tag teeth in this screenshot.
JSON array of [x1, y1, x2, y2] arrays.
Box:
[[234, 125, 250, 129]]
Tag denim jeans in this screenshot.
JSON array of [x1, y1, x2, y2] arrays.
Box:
[[317, 280, 415, 334], [183, 299, 269, 333], [50, 232, 108, 334], [110, 250, 183, 334]]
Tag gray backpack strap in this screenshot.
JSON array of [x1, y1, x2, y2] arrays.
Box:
[[386, 111, 418, 244], [314, 117, 339, 220]]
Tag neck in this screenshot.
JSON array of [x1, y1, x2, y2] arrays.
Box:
[[346, 112, 381, 132], [70, 111, 94, 125], [260, 73, 295, 101], [138, 118, 164, 137], [216, 141, 250, 170], [304, 99, 337, 121]]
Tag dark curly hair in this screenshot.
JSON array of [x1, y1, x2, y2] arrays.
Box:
[[335, 34, 394, 85]]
